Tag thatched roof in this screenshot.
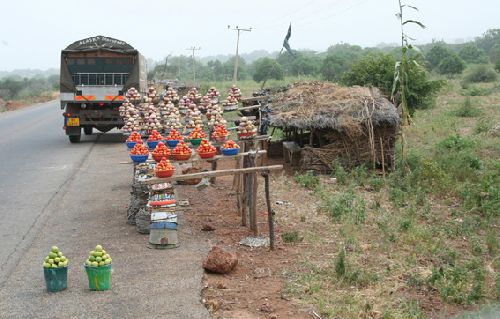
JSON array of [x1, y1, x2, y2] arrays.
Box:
[[270, 82, 400, 131]]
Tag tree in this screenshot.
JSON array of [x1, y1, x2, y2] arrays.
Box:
[[290, 55, 320, 76], [321, 55, 349, 81], [342, 53, 442, 114], [341, 53, 395, 93], [475, 29, 500, 55], [252, 58, 284, 87], [425, 42, 454, 70], [438, 55, 466, 75], [458, 43, 488, 64]]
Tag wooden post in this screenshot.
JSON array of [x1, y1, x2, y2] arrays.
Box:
[[309, 128, 314, 146], [380, 137, 386, 178], [262, 172, 275, 250], [210, 160, 217, 184], [249, 150, 258, 235]]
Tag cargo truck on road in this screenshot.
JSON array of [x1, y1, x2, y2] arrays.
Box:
[[59, 36, 146, 142]]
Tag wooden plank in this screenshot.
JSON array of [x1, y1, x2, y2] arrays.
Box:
[[238, 104, 261, 111], [140, 165, 283, 185], [123, 150, 267, 165]]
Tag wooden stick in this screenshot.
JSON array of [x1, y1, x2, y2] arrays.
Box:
[[251, 171, 258, 235], [140, 165, 283, 185], [210, 160, 217, 184], [262, 173, 275, 250], [380, 137, 386, 178]]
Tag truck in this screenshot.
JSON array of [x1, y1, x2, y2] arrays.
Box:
[[59, 36, 146, 142]]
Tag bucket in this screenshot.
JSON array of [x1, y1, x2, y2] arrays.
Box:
[[44, 266, 68, 292], [85, 264, 112, 291]]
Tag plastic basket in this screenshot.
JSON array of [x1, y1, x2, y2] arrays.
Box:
[[152, 153, 170, 162], [198, 150, 217, 159], [44, 266, 68, 292], [221, 148, 240, 156], [172, 153, 192, 161], [85, 264, 112, 291], [130, 154, 149, 163], [156, 169, 175, 178], [147, 140, 160, 149], [166, 140, 180, 148], [188, 138, 203, 146]]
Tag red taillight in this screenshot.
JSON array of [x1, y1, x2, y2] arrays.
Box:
[[98, 103, 105, 107], [63, 112, 72, 117]]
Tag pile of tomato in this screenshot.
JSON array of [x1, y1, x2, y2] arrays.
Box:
[[156, 158, 175, 171], [166, 129, 183, 141], [222, 140, 240, 149], [148, 129, 163, 141], [188, 126, 207, 139], [127, 131, 142, 143], [130, 143, 149, 155], [152, 142, 171, 161], [172, 141, 192, 158]]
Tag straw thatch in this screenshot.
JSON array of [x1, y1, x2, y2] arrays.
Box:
[[269, 82, 400, 171], [270, 82, 399, 133]]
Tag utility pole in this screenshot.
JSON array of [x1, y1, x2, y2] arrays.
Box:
[[186, 46, 201, 84], [228, 25, 252, 85]]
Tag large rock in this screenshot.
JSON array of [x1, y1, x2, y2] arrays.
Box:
[[202, 246, 238, 274]]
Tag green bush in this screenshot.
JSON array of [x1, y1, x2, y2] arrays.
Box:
[[455, 96, 483, 117], [438, 55, 466, 75], [466, 86, 492, 96], [281, 231, 303, 244], [342, 53, 444, 114], [462, 65, 498, 84], [294, 171, 320, 190]]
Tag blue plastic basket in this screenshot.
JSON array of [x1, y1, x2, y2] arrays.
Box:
[[147, 140, 160, 149], [221, 148, 239, 156], [166, 140, 180, 148], [130, 154, 149, 163], [126, 141, 138, 149]]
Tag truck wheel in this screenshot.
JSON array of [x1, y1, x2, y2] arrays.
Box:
[[84, 127, 93, 135], [69, 135, 81, 143]]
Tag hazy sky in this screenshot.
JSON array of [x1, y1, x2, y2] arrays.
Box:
[[0, 0, 498, 71]]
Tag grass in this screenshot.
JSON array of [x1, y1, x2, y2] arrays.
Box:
[[285, 77, 500, 318]]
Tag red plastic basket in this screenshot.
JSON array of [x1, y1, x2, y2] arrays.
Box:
[[152, 153, 170, 162], [198, 150, 217, 159], [156, 169, 175, 178], [172, 153, 192, 161]]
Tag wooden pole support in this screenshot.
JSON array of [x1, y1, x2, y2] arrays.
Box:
[[262, 172, 275, 250]]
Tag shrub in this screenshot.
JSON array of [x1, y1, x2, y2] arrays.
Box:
[[342, 52, 443, 114], [294, 171, 320, 190], [438, 55, 466, 75], [281, 231, 303, 244], [463, 65, 498, 84], [455, 96, 483, 117]]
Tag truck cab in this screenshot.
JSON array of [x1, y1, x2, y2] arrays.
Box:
[[60, 36, 146, 142]]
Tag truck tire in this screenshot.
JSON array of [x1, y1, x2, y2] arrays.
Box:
[[69, 135, 81, 143], [84, 127, 93, 135]]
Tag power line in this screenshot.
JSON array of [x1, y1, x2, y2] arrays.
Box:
[[228, 25, 252, 85], [186, 46, 201, 83]]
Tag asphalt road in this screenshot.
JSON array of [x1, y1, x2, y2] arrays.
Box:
[[0, 100, 96, 284], [0, 101, 210, 318]]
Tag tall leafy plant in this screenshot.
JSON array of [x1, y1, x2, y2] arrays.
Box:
[[392, 0, 426, 167]]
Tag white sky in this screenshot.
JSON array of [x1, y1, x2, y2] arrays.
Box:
[[0, 0, 498, 71]]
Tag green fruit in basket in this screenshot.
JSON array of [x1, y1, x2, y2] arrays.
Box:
[[95, 257, 102, 262], [48, 259, 54, 265], [58, 262, 65, 267], [98, 261, 105, 267], [54, 257, 61, 263], [44, 256, 49, 262], [51, 246, 59, 253], [103, 254, 110, 260], [48, 252, 57, 259], [95, 245, 103, 252], [89, 255, 95, 262], [51, 264, 58, 268], [43, 262, 51, 268], [60, 256, 67, 262], [57, 252, 63, 257], [104, 259, 111, 265], [91, 262, 98, 267], [102, 250, 107, 255], [62, 261, 68, 267], [85, 260, 91, 266]]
